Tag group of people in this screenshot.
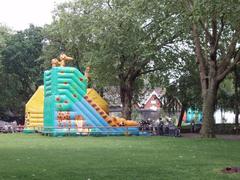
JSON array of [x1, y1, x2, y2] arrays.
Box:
[[0, 121, 23, 133], [139, 117, 180, 137]]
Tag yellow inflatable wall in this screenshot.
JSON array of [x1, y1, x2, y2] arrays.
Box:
[[25, 86, 44, 131], [87, 88, 109, 114]]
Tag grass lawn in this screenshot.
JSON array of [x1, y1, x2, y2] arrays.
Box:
[[0, 134, 239, 180]]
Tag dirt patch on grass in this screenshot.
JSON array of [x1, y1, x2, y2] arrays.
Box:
[[222, 167, 240, 174]]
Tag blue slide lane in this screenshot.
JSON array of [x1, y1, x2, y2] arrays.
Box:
[[57, 88, 112, 134], [58, 89, 138, 135], [78, 98, 139, 135], [77, 98, 122, 134]]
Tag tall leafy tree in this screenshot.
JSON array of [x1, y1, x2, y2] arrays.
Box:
[[45, 0, 180, 119], [178, 0, 240, 137], [1, 25, 44, 117], [0, 24, 12, 117], [169, 52, 202, 127]]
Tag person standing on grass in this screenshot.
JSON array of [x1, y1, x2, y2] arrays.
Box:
[[159, 119, 164, 135], [190, 120, 195, 133]]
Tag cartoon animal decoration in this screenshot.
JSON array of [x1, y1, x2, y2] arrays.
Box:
[[51, 53, 73, 67], [84, 66, 91, 82]]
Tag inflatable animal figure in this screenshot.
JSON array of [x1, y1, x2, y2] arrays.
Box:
[[51, 53, 73, 67], [59, 53, 73, 66], [51, 58, 59, 67], [84, 66, 91, 82]]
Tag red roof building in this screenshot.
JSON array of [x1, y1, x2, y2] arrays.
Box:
[[143, 91, 162, 111]]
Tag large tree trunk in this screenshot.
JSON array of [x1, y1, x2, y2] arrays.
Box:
[[200, 84, 218, 138], [235, 107, 239, 125], [120, 79, 134, 120], [234, 67, 239, 125], [235, 106, 239, 125]]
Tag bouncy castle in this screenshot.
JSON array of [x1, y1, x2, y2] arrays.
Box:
[[24, 54, 139, 136]]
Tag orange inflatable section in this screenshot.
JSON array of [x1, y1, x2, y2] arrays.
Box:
[[113, 117, 139, 126]]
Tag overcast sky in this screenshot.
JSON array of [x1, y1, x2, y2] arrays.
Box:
[[0, 0, 68, 30]]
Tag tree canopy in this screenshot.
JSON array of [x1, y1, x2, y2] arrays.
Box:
[[0, 25, 44, 120]]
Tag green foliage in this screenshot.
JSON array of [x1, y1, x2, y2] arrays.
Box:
[[218, 68, 239, 111], [44, 0, 180, 87], [0, 25, 44, 116], [175, 52, 202, 109], [151, 48, 202, 111], [0, 25, 13, 116], [42, 0, 99, 71], [42, 0, 182, 119]]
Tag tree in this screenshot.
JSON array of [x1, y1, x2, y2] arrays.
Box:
[[157, 50, 202, 127], [0, 24, 12, 117], [233, 65, 240, 125], [175, 54, 201, 127], [45, 0, 181, 119], [179, 0, 240, 137], [1, 25, 44, 118]]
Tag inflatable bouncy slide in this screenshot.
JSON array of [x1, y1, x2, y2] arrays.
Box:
[[24, 54, 139, 136]]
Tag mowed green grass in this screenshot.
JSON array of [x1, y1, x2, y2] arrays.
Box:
[[0, 134, 239, 180]]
